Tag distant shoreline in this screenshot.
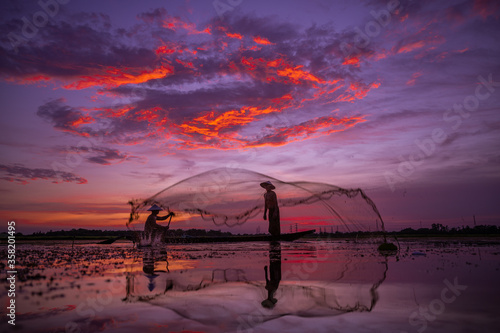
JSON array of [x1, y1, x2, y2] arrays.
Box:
[[1, 233, 499, 244], [1, 224, 498, 244]]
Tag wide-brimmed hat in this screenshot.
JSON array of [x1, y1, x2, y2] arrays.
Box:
[[260, 181, 275, 189], [147, 204, 163, 211]]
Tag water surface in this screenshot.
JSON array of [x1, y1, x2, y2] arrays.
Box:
[[1, 238, 499, 332]]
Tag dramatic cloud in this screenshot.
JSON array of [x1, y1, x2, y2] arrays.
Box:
[[0, 164, 87, 185], [3, 8, 387, 151], [1, 1, 499, 233], [36, 99, 96, 137], [60, 146, 145, 165]]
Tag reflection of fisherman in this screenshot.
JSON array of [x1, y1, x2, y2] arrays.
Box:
[[142, 248, 160, 291], [142, 248, 172, 292], [262, 241, 282, 308], [144, 204, 174, 242], [261, 181, 280, 237]]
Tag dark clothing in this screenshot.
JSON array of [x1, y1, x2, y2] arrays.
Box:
[[264, 191, 280, 236], [144, 214, 168, 240], [267, 208, 280, 236]]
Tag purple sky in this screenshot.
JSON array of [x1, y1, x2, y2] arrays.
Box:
[[1, 0, 499, 233]]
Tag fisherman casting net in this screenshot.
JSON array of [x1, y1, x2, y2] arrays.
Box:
[[128, 168, 386, 236]]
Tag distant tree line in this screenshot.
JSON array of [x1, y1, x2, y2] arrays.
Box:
[[2, 228, 233, 238], [1, 224, 499, 238], [394, 223, 500, 235], [316, 223, 500, 236]]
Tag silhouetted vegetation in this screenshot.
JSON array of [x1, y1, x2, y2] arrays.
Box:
[[314, 223, 500, 238], [1, 224, 498, 241], [0, 228, 233, 240], [391, 223, 500, 236]]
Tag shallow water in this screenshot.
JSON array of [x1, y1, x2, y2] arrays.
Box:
[[1, 238, 499, 333]]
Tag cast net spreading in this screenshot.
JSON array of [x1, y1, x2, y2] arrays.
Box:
[[128, 167, 385, 236]]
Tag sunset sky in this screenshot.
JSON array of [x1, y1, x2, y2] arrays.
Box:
[[1, 0, 499, 234]]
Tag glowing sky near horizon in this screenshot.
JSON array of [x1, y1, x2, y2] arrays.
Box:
[[1, 0, 499, 233]]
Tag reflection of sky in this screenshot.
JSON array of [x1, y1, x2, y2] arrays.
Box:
[[0, 0, 499, 233]]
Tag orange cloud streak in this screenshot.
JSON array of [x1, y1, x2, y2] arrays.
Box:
[[176, 112, 365, 150], [342, 56, 360, 67], [226, 32, 243, 39], [253, 36, 274, 45], [6, 74, 52, 85], [237, 56, 325, 85], [397, 40, 427, 54], [276, 65, 324, 84], [179, 106, 279, 138], [155, 46, 176, 55], [63, 65, 174, 90], [69, 115, 94, 127], [349, 82, 380, 100], [99, 105, 134, 118]]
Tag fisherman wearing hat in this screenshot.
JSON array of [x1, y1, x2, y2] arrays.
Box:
[[260, 181, 280, 237], [144, 204, 174, 242]]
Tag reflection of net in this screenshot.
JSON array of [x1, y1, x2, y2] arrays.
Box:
[[123, 243, 388, 332], [128, 168, 385, 233]]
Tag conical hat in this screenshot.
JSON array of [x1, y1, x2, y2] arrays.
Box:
[[260, 181, 275, 189], [147, 204, 163, 211]]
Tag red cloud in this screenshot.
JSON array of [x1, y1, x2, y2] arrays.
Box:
[[342, 56, 360, 67], [155, 46, 176, 55], [237, 56, 324, 85], [406, 72, 422, 86], [69, 115, 94, 127], [162, 16, 211, 35], [276, 65, 324, 84], [348, 82, 380, 100], [174, 112, 365, 150], [253, 36, 274, 45], [176, 59, 195, 69], [135, 107, 170, 138], [96, 106, 134, 118], [226, 32, 243, 39], [12, 13, 384, 154], [63, 65, 174, 90], [155, 43, 198, 56], [392, 34, 445, 56], [6, 65, 174, 91], [6, 74, 51, 85], [178, 106, 279, 138]]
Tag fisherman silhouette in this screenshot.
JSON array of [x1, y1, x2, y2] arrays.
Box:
[[143, 204, 174, 243], [261, 181, 280, 237], [261, 241, 282, 308]]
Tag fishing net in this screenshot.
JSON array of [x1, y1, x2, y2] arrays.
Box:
[[128, 167, 385, 236], [125, 168, 391, 331]]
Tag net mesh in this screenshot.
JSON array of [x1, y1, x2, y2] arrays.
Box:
[[128, 167, 385, 234]]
